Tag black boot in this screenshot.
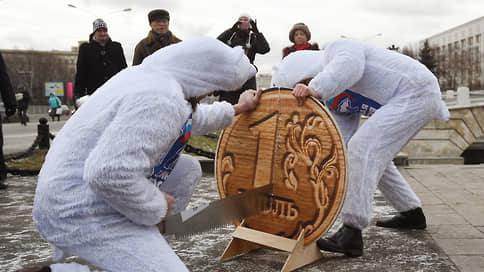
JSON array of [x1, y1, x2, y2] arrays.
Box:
[[317, 225, 363, 257], [376, 207, 426, 229]]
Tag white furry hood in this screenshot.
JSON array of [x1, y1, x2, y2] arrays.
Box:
[[271, 50, 325, 88], [141, 36, 256, 99]]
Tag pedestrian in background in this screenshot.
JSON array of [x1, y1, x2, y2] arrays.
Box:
[[216, 13, 270, 104], [16, 85, 30, 126], [132, 9, 181, 65], [48, 93, 62, 122], [282, 23, 319, 58], [74, 18, 127, 100], [0, 52, 17, 190]]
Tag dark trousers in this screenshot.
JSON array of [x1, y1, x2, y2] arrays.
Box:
[[18, 107, 28, 125], [50, 108, 60, 121], [0, 115, 6, 181], [218, 76, 257, 105]]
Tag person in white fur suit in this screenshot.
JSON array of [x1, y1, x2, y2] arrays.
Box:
[[271, 39, 449, 257], [32, 37, 261, 272]]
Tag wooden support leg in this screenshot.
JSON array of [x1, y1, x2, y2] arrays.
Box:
[[281, 231, 324, 272], [221, 237, 263, 260], [221, 226, 324, 272]]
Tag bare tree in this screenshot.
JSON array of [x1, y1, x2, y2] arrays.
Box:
[[3, 51, 76, 104], [402, 46, 416, 59]]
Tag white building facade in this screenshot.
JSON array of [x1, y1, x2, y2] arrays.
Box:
[[424, 16, 484, 90]]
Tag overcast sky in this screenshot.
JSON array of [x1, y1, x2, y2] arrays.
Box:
[[1, 0, 484, 74]]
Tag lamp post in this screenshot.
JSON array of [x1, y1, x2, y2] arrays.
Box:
[[67, 4, 132, 18], [340, 33, 383, 41], [363, 33, 383, 41]]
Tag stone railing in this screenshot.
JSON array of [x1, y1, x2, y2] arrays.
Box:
[[402, 87, 484, 164]]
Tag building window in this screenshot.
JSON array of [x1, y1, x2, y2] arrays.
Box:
[[461, 39, 466, 48], [469, 36, 474, 46], [477, 34, 481, 43]]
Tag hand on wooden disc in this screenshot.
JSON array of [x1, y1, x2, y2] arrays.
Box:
[[292, 83, 320, 106], [162, 192, 174, 220], [234, 88, 262, 115]]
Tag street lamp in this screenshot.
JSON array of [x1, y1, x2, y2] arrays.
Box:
[[67, 4, 132, 18], [340, 33, 383, 41], [364, 33, 383, 41]]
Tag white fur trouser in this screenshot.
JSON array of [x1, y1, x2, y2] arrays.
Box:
[[51, 155, 201, 272], [331, 89, 442, 230]]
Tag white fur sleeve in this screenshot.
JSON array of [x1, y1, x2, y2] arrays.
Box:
[[309, 40, 366, 100], [83, 96, 184, 226], [191, 101, 235, 136]]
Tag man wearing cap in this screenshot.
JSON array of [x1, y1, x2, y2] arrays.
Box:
[[74, 18, 127, 99], [133, 9, 181, 65], [216, 13, 270, 104]]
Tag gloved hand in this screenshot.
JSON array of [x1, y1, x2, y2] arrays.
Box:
[[250, 19, 259, 33], [5, 107, 16, 117], [231, 21, 240, 31]]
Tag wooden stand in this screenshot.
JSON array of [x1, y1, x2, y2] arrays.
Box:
[[221, 223, 323, 272]]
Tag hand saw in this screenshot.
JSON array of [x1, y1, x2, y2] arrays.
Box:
[[158, 184, 273, 237]]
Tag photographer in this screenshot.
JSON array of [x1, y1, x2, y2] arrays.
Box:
[[217, 13, 270, 104]]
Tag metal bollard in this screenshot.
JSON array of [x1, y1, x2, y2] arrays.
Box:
[[38, 118, 50, 149]]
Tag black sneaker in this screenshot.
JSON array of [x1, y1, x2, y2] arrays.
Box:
[[376, 207, 427, 229], [316, 225, 363, 257], [0, 181, 7, 190]]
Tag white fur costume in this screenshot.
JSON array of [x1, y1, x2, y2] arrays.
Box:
[[271, 39, 449, 230], [33, 37, 256, 272]]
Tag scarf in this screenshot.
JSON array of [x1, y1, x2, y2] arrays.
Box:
[[153, 31, 172, 47], [294, 43, 311, 51]]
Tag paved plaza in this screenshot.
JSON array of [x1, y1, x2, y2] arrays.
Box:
[[1, 119, 483, 271]]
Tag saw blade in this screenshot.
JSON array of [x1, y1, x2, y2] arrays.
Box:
[[159, 184, 273, 237]]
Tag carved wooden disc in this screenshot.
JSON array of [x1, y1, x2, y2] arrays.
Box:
[[215, 88, 347, 245]]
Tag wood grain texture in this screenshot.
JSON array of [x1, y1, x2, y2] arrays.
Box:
[[216, 88, 347, 245]]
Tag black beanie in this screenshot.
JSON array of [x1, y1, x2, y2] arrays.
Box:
[[148, 9, 170, 23]]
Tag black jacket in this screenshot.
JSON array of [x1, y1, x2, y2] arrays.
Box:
[[74, 36, 127, 97], [17, 90, 30, 110], [217, 29, 270, 63], [0, 53, 17, 112]]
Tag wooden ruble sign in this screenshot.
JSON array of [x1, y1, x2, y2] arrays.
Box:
[[216, 88, 347, 245]]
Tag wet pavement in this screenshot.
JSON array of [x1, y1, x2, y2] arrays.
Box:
[[0, 173, 458, 272]]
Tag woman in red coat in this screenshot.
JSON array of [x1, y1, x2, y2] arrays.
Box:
[[282, 23, 319, 58]]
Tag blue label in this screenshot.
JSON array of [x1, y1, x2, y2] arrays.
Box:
[[326, 90, 381, 116], [150, 113, 192, 188]]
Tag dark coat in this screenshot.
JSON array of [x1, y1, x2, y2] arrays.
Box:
[[132, 31, 181, 65], [0, 53, 17, 112], [74, 37, 127, 98], [217, 29, 270, 63], [17, 90, 30, 110], [282, 43, 319, 58]]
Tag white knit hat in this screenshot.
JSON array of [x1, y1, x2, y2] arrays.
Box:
[[238, 13, 251, 20]]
